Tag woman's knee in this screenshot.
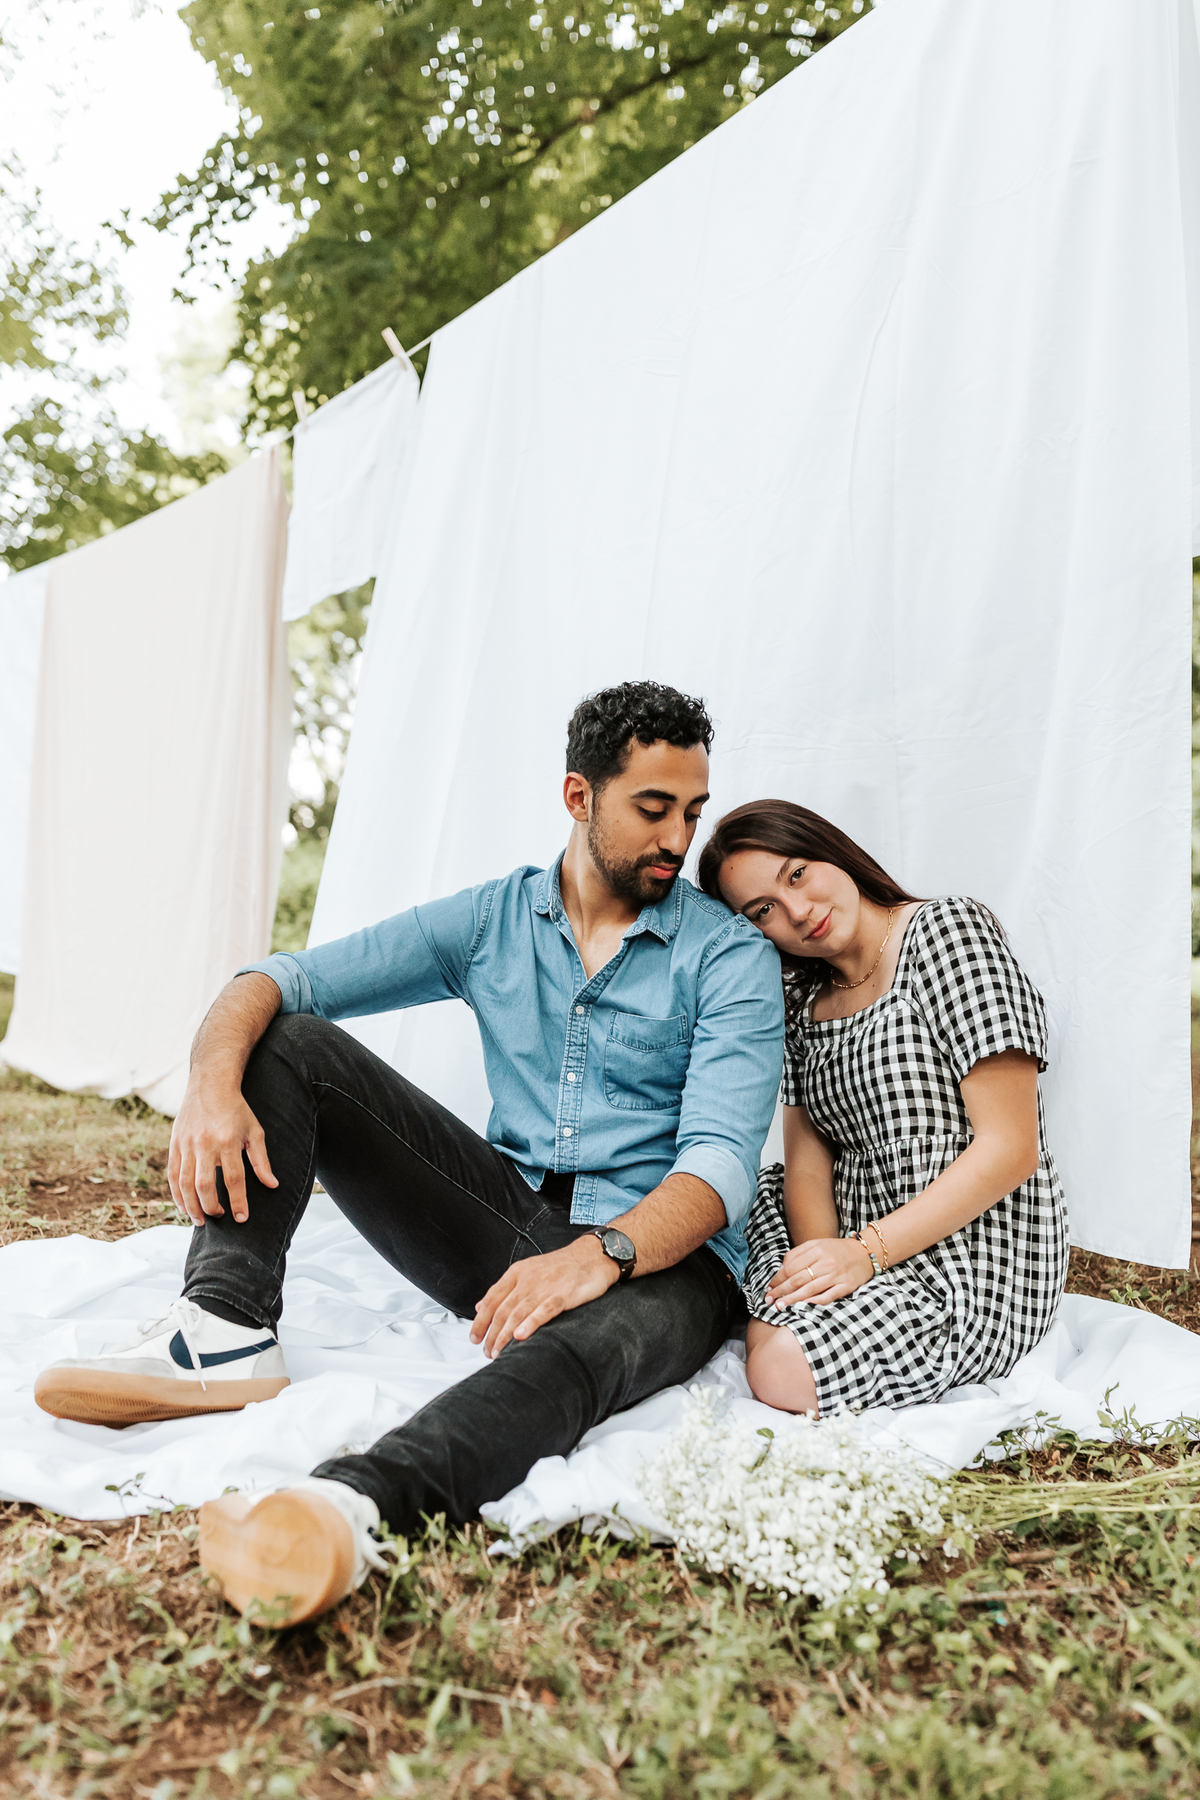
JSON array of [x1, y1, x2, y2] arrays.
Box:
[[745, 1325, 819, 1415]]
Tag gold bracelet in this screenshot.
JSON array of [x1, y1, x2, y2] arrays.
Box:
[[865, 1220, 890, 1272], [851, 1230, 881, 1277]]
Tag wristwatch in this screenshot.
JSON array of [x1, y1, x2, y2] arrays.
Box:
[[591, 1226, 637, 1283]]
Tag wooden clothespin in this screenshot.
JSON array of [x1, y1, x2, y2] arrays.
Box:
[[292, 389, 310, 427], [381, 327, 415, 372]]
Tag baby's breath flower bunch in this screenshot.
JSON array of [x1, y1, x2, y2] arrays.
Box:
[[640, 1387, 962, 1605]]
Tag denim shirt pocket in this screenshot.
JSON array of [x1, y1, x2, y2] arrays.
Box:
[[603, 1010, 691, 1111]]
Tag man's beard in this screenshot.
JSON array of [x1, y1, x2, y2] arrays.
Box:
[[587, 811, 684, 907]]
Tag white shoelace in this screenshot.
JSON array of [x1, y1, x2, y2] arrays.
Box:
[[136, 1298, 211, 1392], [360, 1533, 394, 1577]]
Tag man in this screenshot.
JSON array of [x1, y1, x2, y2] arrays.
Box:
[[36, 682, 783, 1622]]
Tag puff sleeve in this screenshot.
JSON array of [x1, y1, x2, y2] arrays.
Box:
[[905, 896, 1049, 1082]]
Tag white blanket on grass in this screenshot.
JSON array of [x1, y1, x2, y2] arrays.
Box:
[[1, 1201, 1198, 1533]]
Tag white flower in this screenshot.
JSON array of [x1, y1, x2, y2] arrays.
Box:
[[638, 1387, 958, 1607]]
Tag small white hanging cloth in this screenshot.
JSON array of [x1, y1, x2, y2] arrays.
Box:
[[282, 357, 421, 620], [0, 564, 48, 976]]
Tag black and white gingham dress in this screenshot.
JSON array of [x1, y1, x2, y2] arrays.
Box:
[[743, 896, 1069, 1415]]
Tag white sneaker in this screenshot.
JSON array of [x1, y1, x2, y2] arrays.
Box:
[[199, 1477, 403, 1625], [34, 1298, 290, 1427]]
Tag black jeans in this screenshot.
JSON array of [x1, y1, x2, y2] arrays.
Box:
[[182, 1014, 739, 1535]]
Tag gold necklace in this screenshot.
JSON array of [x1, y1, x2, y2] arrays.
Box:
[[830, 908, 895, 990]]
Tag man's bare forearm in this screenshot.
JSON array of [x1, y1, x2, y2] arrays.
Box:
[[609, 1171, 727, 1276], [190, 974, 283, 1090]]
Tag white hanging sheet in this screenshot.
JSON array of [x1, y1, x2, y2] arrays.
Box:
[[312, 0, 1200, 1268], [0, 564, 48, 976], [282, 357, 421, 621], [0, 452, 292, 1113], [1, 1204, 1198, 1526]]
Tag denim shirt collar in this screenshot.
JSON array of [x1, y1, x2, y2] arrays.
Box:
[[533, 852, 683, 945]]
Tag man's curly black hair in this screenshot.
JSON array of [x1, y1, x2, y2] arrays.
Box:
[[566, 681, 714, 793]]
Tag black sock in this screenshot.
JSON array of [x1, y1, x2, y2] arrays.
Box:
[[194, 1296, 270, 1333]]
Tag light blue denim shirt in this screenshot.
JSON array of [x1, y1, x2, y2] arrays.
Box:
[[240, 858, 784, 1281]]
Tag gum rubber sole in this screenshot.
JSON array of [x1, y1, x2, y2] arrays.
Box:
[[199, 1491, 356, 1624], [33, 1369, 291, 1427]]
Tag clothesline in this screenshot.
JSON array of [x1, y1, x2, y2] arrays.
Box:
[[280, 325, 433, 444]]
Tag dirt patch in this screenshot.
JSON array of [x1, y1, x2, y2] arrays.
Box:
[[0, 1068, 175, 1247], [1066, 1247, 1200, 1332], [0, 1151, 177, 1249], [4, 1463, 1200, 1800]]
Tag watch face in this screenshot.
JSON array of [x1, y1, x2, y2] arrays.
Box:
[[601, 1228, 634, 1264]]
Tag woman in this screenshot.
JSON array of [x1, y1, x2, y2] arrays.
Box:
[[696, 800, 1068, 1418]]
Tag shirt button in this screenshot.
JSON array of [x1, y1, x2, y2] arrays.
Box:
[[575, 1005, 585, 1016], [566, 1072, 577, 1082], [561, 1126, 573, 1137]]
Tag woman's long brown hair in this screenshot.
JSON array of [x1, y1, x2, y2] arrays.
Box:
[[696, 799, 924, 1026]]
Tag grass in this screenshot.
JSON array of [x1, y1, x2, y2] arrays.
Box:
[[0, 1055, 1198, 1795], [0, 1065, 174, 1248], [4, 1455, 1200, 1799], [272, 838, 329, 956]]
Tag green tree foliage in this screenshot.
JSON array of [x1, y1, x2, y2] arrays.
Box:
[[158, 0, 868, 430], [0, 163, 228, 571], [287, 579, 373, 846], [271, 581, 373, 949], [2, 401, 229, 570], [0, 164, 125, 375]]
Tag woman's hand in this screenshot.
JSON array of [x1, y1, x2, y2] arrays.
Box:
[[766, 1235, 875, 1308]]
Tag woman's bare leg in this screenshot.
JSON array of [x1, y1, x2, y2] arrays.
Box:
[[745, 1318, 819, 1415]]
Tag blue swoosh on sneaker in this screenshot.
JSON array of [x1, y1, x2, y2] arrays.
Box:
[[168, 1331, 276, 1371]]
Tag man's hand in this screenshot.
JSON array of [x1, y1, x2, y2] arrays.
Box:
[[169, 1084, 278, 1226], [168, 972, 284, 1226], [765, 1236, 875, 1309], [471, 1237, 618, 1358]]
